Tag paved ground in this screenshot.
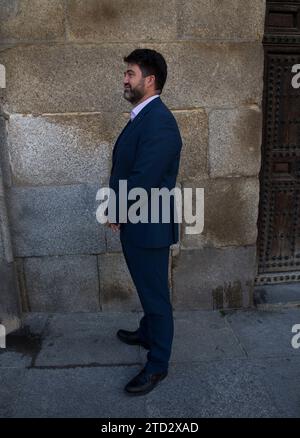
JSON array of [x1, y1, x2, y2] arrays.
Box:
[[1, 306, 300, 418]]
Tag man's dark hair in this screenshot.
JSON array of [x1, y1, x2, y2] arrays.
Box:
[[124, 49, 167, 94]]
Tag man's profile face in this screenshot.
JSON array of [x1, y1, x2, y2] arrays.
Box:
[[123, 63, 147, 104]]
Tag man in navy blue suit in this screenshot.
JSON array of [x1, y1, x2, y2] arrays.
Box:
[[107, 49, 182, 396]]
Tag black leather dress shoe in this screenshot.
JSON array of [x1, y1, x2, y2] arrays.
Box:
[[117, 329, 150, 350], [124, 367, 168, 396]]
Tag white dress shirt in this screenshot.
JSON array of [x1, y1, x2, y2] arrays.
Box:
[[130, 94, 160, 121]]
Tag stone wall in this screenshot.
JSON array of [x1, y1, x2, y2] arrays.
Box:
[[0, 0, 266, 312]]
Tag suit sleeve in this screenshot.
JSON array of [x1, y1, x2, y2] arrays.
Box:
[[111, 115, 182, 224]]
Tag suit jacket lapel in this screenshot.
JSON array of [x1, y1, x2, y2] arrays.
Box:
[[112, 97, 162, 167], [128, 96, 162, 133]]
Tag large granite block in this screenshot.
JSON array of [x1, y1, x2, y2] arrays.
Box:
[[181, 177, 260, 248], [7, 113, 127, 186], [66, 0, 177, 42], [0, 43, 264, 113], [177, 0, 265, 41], [209, 107, 262, 178], [24, 255, 100, 312], [172, 246, 257, 310], [7, 184, 106, 257], [0, 0, 65, 41]]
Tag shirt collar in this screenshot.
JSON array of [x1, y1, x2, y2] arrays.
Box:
[[130, 95, 160, 121]]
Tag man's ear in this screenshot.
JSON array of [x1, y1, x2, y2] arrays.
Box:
[[146, 74, 156, 89]]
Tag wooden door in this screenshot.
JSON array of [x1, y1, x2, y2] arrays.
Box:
[[256, 0, 300, 284]]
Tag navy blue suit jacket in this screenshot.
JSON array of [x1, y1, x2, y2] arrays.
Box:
[[108, 96, 182, 248]]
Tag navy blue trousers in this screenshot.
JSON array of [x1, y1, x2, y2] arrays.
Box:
[[120, 234, 173, 374]]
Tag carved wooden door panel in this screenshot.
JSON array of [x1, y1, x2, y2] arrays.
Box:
[[256, 0, 300, 284]]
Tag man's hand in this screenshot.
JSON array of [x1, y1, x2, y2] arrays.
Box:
[[106, 221, 120, 232]]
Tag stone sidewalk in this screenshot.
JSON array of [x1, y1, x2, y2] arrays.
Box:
[[1, 307, 300, 418]]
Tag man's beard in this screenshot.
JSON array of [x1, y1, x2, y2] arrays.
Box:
[[123, 85, 145, 105]]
